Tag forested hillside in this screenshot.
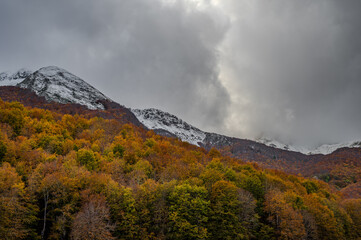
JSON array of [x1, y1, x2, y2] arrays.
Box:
[[0, 99, 360, 240], [2, 86, 361, 199]]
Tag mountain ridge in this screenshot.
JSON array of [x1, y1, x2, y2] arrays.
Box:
[[133, 107, 361, 155]]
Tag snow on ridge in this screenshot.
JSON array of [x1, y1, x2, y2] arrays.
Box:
[[132, 108, 361, 154], [17, 66, 109, 110], [0, 68, 32, 86], [257, 138, 361, 155], [132, 108, 206, 146], [310, 141, 361, 155], [257, 138, 311, 154]]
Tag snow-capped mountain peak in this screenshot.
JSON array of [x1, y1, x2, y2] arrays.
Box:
[[132, 108, 206, 146], [17, 66, 109, 110], [0, 68, 32, 86]]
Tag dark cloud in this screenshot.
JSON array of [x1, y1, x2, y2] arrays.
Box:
[[1, 0, 361, 147]]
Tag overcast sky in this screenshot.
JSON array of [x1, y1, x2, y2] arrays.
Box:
[[1, 0, 361, 148]]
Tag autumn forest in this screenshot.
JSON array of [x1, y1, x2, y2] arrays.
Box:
[[0, 98, 361, 240]]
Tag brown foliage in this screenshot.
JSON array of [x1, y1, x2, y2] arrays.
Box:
[[265, 190, 306, 240], [70, 193, 114, 240]]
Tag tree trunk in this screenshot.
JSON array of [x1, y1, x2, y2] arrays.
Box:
[[41, 191, 49, 240]]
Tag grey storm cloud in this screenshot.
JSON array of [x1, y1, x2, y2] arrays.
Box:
[[217, 0, 361, 147], [1, 0, 361, 148]]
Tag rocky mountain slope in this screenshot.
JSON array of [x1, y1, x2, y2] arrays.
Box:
[[132, 108, 206, 146]]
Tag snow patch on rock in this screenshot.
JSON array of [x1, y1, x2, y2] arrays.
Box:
[[257, 138, 311, 154], [0, 69, 32, 86], [311, 141, 361, 155]]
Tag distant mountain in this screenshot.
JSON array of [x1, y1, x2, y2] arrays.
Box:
[[310, 141, 361, 155], [133, 108, 361, 155], [258, 138, 361, 155]]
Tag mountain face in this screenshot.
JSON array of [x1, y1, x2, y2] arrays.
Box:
[[17, 66, 109, 110], [131, 108, 237, 148]]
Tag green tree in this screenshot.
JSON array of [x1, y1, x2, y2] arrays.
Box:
[[167, 183, 210, 240], [209, 180, 255, 240], [77, 149, 99, 171], [113, 144, 125, 158], [303, 181, 319, 194], [240, 173, 265, 200], [106, 185, 140, 239], [0, 108, 25, 136]]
